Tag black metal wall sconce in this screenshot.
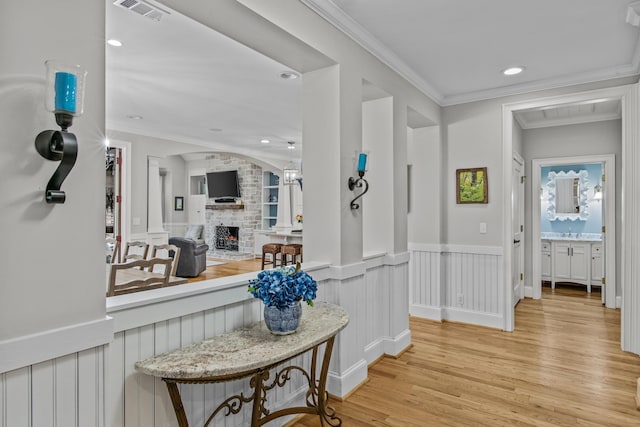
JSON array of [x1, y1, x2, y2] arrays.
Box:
[[347, 152, 369, 210], [35, 60, 87, 203]]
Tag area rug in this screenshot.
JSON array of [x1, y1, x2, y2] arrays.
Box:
[[206, 260, 226, 267]]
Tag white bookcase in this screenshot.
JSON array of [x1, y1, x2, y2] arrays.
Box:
[[262, 172, 279, 230]]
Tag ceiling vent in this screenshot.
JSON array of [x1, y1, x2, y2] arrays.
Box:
[[113, 0, 168, 22]]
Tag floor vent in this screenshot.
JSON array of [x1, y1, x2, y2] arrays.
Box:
[[113, 0, 168, 22]]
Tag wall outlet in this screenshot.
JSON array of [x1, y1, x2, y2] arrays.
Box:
[[457, 293, 464, 305], [480, 222, 487, 234]]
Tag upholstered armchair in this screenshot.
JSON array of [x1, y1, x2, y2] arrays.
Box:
[[168, 237, 209, 278]]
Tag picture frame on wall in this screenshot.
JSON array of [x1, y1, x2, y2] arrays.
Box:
[[456, 167, 488, 204], [174, 196, 184, 211]]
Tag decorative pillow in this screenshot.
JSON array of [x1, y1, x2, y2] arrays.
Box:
[[185, 224, 203, 241]]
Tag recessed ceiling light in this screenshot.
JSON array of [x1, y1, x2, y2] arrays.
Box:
[[260, 139, 270, 144], [127, 114, 143, 120], [280, 71, 300, 80], [107, 39, 123, 47], [502, 66, 524, 76]]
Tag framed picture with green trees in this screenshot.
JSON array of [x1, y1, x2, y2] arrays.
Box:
[[456, 167, 488, 204]]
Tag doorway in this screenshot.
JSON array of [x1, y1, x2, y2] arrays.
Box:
[[501, 84, 633, 343], [105, 139, 131, 257], [531, 155, 615, 309]]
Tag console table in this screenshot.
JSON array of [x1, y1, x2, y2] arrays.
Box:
[[135, 303, 349, 426]]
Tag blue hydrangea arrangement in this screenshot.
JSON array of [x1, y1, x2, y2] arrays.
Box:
[[248, 263, 317, 310]]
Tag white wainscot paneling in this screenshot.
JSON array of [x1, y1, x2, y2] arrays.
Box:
[[1, 347, 106, 427], [409, 244, 504, 329], [1, 258, 411, 426], [107, 299, 313, 427]]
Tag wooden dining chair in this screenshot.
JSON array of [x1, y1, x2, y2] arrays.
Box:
[[123, 241, 149, 263], [107, 258, 173, 296], [149, 244, 181, 277]]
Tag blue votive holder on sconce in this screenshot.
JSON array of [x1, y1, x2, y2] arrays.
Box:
[[54, 72, 78, 114], [357, 152, 367, 172]]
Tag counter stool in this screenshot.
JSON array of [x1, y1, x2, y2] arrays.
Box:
[[281, 244, 303, 266], [261, 243, 282, 269]]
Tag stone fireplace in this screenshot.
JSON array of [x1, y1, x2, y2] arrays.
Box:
[[199, 154, 261, 260], [215, 225, 239, 251]]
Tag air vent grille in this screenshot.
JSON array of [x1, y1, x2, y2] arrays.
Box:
[[113, 0, 168, 22]]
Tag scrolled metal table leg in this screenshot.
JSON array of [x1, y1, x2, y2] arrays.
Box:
[[317, 337, 341, 426], [165, 380, 190, 427]]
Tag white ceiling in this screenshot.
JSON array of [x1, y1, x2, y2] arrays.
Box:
[[106, 0, 303, 162], [106, 0, 639, 158], [305, 0, 640, 105]]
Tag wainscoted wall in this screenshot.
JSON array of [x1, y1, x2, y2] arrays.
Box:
[[0, 347, 106, 427], [409, 243, 504, 329], [0, 255, 411, 426]]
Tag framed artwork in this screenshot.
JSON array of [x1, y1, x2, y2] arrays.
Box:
[[174, 196, 184, 211], [456, 167, 488, 204]]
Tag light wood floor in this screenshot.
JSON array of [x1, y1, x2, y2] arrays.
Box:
[[289, 285, 640, 426], [186, 257, 263, 282]]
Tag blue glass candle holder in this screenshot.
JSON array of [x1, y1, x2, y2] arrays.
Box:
[[44, 60, 87, 130]]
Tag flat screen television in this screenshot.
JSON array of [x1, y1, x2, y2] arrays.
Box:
[[206, 170, 241, 201]]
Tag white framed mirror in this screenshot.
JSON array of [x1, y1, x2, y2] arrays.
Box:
[[546, 170, 589, 221]]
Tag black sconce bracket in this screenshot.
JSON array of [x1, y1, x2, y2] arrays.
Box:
[[347, 170, 369, 210], [35, 113, 78, 203]]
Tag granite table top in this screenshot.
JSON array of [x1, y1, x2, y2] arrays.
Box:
[[135, 302, 349, 380]]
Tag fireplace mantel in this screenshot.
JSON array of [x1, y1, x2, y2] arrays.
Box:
[[206, 204, 244, 210]]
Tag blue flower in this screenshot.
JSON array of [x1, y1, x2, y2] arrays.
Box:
[[248, 263, 317, 310]]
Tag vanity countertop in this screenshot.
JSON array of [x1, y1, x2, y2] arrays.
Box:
[[541, 232, 601, 242]]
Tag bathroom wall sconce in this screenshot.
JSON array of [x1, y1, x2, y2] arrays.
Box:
[[347, 152, 369, 210], [35, 60, 87, 203], [593, 183, 602, 201]]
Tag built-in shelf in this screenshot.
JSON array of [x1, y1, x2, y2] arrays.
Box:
[[263, 171, 279, 230], [206, 204, 245, 210]]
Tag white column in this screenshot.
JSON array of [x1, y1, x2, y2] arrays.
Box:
[[274, 176, 292, 229], [362, 97, 394, 254], [147, 157, 165, 234], [291, 180, 303, 229]]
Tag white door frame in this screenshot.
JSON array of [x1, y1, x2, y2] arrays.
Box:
[[107, 139, 132, 247], [512, 153, 525, 305], [502, 84, 635, 343], [531, 154, 616, 309]]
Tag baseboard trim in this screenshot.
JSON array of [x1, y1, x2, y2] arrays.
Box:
[[384, 328, 412, 357], [363, 328, 412, 364], [327, 357, 368, 398], [0, 316, 114, 373], [524, 285, 534, 298], [443, 307, 503, 330], [410, 303, 443, 321]]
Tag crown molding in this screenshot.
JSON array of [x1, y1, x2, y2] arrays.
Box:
[[516, 110, 622, 130], [299, 0, 444, 104], [441, 64, 640, 106], [300, 0, 640, 107]]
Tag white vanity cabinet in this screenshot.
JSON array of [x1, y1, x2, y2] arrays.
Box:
[[550, 240, 592, 292], [541, 240, 552, 281], [591, 243, 603, 287]]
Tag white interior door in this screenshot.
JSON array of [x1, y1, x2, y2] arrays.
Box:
[[512, 155, 525, 306], [189, 194, 206, 225]]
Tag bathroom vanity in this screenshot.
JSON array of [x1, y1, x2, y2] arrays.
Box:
[[541, 234, 602, 292]]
